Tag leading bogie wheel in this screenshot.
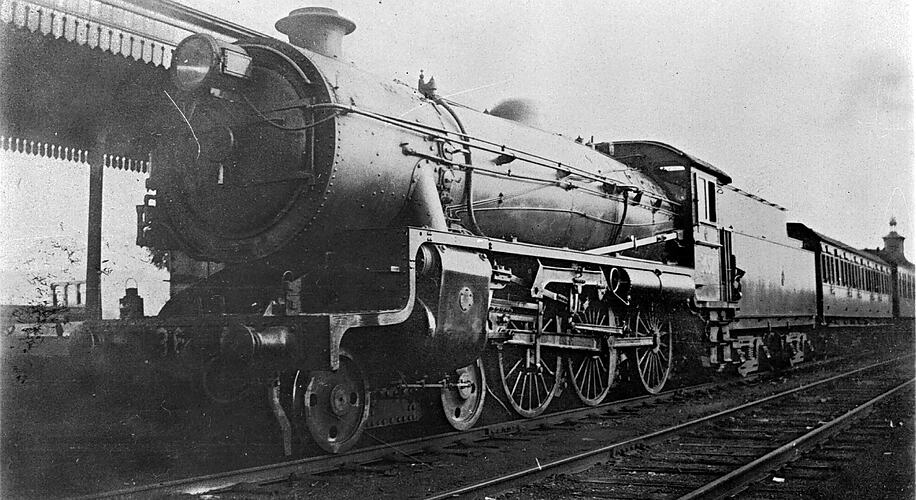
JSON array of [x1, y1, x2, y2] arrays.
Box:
[[296, 349, 370, 453], [629, 303, 673, 394], [498, 345, 563, 418], [440, 358, 487, 430]]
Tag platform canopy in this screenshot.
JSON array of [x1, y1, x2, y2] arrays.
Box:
[[0, 0, 265, 166]]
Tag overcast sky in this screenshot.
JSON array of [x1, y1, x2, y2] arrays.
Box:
[[185, 0, 913, 256], [2, 1, 912, 314]]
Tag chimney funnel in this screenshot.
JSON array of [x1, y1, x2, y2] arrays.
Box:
[[276, 7, 355, 58]]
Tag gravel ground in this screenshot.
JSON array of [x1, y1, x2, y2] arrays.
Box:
[[200, 327, 914, 499], [734, 385, 915, 500], [2, 323, 912, 499]]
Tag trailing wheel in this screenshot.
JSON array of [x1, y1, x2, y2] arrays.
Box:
[[498, 345, 562, 418], [296, 349, 369, 453], [628, 302, 673, 394], [440, 358, 486, 430]]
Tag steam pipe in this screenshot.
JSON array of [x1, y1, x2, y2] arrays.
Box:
[[610, 190, 630, 246], [435, 97, 484, 236], [304, 102, 674, 207]]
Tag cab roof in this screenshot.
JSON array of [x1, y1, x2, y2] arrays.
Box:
[[607, 140, 732, 185]]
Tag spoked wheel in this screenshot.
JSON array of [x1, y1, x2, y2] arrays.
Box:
[[567, 297, 617, 405], [498, 345, 563, 418], [567, 342, 617, 406], [440, 358, 487, 430], [296, 349, 370, 453], [629, 302, 673, 394]]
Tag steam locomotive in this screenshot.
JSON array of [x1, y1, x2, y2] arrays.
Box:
[[107, 8, 912, 454]]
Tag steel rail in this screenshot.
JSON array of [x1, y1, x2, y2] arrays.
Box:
[[677, 377, 915, 500], [73, 353, 874, 499], [424, 355, 912, 500], [78, 386, 695, 498]]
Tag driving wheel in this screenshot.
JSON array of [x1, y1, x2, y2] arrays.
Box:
[[567, 297, 617, 405], [629, 302, 673, 394], [498, 345, 562, 418]]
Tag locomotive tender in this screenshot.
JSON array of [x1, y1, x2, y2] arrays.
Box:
[[116, 8, 911, 454]]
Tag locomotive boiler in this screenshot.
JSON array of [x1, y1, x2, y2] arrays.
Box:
[[135, 7, 709, 453], [145, 15, 677, 265]]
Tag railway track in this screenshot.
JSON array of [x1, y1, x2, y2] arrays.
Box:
[[429, 355, 913, 499], [75, 353, 904, 499], [734, 384, 914, 499]]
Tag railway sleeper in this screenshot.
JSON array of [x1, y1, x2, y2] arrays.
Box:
[[572, 476, 705, 488]]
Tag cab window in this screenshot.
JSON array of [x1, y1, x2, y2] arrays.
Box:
[[693, 174, 717, 223]]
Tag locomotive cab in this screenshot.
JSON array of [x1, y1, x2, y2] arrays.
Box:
[[607, 141, 739, 305]]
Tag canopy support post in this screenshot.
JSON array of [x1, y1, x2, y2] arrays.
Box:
[[85, 134, 106, 320]]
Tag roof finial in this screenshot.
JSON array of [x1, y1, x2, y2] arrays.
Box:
[[890, 216, 897, 229]]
